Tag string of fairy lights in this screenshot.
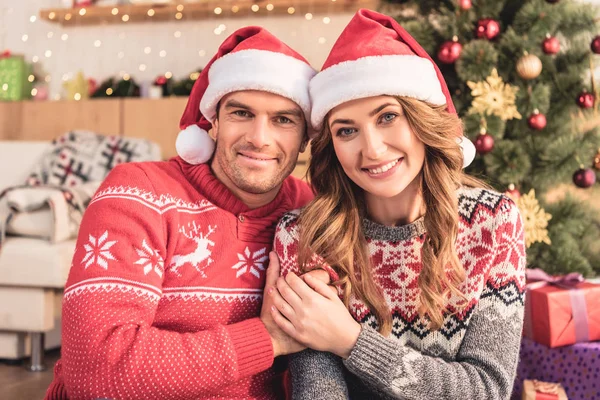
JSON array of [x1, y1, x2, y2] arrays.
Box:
[[1, 1, 343, 100]]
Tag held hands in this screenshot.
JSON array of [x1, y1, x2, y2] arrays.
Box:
[[261, 251, 335, 357], [260, 252, 305, 357], [268, 253, 362, 359]]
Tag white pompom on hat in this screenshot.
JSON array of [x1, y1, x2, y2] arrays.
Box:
[[175, 125, 215, 165], [177, 26, 316, 165], [309, 9, 476, 168]]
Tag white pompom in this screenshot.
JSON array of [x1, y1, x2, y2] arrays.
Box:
[[456, 136, 476, 169], [175, 125, 215, 164]]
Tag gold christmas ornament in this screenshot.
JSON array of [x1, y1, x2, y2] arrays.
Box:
[[467, 68, 522, 121], [516, 189, 552, 248], [593, 148, 600, 170], [516, 52, 542, 80]]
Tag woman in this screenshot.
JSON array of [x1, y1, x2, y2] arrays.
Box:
[[268, 9, 526, 400]]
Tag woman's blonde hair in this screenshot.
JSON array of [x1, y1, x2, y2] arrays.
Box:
[[297, 96, 487, 334]]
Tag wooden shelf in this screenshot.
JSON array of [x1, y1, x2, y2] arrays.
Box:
[[39, 0, 376, 26]]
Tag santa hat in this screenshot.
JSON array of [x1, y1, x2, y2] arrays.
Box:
[[309, 9, 476, 168], [177, 26, 316, 164]]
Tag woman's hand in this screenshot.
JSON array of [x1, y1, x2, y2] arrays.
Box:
[[268, 255, 362, 359]]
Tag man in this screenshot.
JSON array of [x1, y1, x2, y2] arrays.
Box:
[[45, 27, 320, 400]]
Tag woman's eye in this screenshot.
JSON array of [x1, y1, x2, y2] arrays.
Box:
[[336, 128, 356, 137], [381, 113, 397, 123]]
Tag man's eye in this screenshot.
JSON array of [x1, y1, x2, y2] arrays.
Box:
[[277, 116, 292, 124], [234, 110, 249, 117]]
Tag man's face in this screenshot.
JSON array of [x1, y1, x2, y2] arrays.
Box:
[[211, 90, 307, 198]]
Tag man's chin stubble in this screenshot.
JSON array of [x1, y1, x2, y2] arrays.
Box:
[[234, 178, 279, 195]]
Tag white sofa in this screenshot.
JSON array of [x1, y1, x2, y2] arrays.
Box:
[[0, 141, 74, 371]]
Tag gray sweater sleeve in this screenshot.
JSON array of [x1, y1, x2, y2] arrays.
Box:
[[342, 292, 525, 400], [290, 349, 349, 400]]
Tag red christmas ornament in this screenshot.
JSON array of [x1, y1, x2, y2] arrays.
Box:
[[87, 78, 98, 97], [576, 91, 595, 109], [542, 35, 560, 55], [528, 110, 547, 130], [74, 0, 94, 6], [476, 18, 501, 40], [155, 76, 168, 86], [591, 36, 600, 54], [474, 133, 494, 154], [438, 38, 462, 64], [504, 184, 521, 200], [458, 0, 472, 10], [573, 168, 596, 188]]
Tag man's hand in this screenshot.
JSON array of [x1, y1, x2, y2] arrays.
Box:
[[260, 252, 305, 357]]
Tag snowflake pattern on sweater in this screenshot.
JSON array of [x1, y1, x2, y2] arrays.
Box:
[[134, 239, 164, 277], [81, 231, 118, 270], [45, 158, 313, 400], [233, 247, 270, 279]]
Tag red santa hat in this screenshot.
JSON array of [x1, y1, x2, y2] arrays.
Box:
[[177, 26, 316, 165], [309, 9, 476, 168]]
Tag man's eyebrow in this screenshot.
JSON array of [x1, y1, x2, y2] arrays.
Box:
[[223, 99, 253, 111], [274, 108, 303, 119], [223, 100, 302, 119]]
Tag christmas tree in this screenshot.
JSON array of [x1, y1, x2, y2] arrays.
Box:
[[379, 0, 600, 276]]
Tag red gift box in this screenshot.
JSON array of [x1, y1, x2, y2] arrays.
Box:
[[521, 380, 568, 400], [523, 269, 600, 348]]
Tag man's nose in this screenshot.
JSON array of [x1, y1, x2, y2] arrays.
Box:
[[245, 115, 273, 148]]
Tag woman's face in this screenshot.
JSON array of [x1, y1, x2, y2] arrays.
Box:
[[328, 95, 426, 199]]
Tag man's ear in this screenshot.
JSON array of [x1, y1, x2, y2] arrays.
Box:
[[211, 118, 219, 140], [300, 136, 310, 153]]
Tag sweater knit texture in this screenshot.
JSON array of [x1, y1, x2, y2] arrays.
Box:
[[45, 157, 313, 400], [274, 187, 527, 400]]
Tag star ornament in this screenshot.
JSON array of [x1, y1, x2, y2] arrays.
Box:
[[516, 189, 552, 248], [63, 71, 90, 101], [467, 68, 522, 121]]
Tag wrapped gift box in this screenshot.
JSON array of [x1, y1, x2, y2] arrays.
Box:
[[512, 337, 600, 400], [0, 55, 32, 101], [523, 270, 600, 348], [522, 380, 568, 400]]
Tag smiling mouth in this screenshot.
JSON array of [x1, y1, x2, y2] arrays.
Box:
[[363, 158, 401, 175], [238, 152, 277, 163]]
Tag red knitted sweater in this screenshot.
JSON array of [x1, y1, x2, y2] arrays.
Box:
[[45, 157, 313, 400]]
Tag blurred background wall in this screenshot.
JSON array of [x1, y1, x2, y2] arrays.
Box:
[[0, 0, 356, 99]]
